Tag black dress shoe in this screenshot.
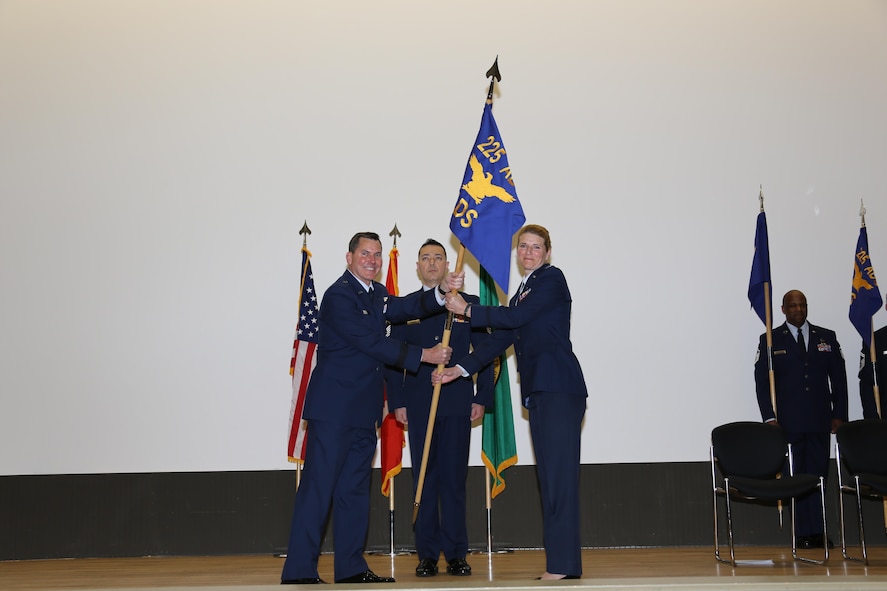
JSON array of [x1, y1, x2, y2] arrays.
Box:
[[335, 570, 395, 584], [446, 557, 471, 576], [281, 577, 326, 584], [415, 558, 439, 577]]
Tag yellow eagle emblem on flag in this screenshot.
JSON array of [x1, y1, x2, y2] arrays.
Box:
[[461, 155, 516, 205], [852, 261, 876, 296]]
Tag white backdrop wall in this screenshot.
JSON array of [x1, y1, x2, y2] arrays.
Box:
[[1, 0, 886, 476]]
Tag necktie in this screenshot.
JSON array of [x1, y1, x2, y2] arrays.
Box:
[[798, 328, 806, 356]]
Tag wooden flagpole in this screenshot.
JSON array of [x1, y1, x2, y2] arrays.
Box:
[[758, 189, 783, 527], [860, 202, 883, 420], [412, 246, 465, 523], [871, 334, 882, 419], [757, 190, 777, 421], [861, 202, 887, 528], [765, 283, 776, 416], [414, 57, 502, 524]]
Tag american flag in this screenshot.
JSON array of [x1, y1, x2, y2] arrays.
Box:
[[287, 247, 320, 463]]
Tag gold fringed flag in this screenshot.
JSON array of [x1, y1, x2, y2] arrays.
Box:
[[287, 247, 320, 463], [380, 245, 405, 495], [479, 266, 517, 498], [450, 98, 525, 292]]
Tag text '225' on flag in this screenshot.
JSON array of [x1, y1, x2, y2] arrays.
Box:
[[450, 101, 526, 292], [288, 248, 320, 463], [849, 226, 883, 347]]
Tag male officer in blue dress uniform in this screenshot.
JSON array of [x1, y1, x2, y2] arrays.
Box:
[[385, 239, 494, 578], [858, 324, 886, 420], [280, 232, 459, 585], [754, 289, 848, 549]]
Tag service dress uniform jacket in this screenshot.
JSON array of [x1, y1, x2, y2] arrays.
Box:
[[281, 271, 445, 582], [457, 263, 587, 577], [753, 321, 848, 537], [460, 264, 587, 404], [385, 289, 494, 563], [754, 322, 848, 433]]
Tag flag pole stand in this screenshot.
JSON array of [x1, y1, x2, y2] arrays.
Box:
[[470, 468, 512, 555], [367, 477, 413, 556]]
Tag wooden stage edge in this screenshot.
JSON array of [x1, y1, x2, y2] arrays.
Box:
[[3, 547, 887, 591]]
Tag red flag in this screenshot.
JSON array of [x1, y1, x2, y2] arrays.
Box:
[[380, 245, 405, 495], [287, 247, 320, 463]]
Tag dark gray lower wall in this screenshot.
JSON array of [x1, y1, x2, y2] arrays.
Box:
[[2, 462, 884, 560]]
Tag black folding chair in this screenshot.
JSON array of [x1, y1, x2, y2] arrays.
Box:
[[711, 421, 828, 566], [835, 419, 887, 564]]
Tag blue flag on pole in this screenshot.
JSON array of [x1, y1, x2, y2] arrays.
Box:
[[849, 226, 883, 347], [450, 101, 526, 292], [748, 211, 772, 325]]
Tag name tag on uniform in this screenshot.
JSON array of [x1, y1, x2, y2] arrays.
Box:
[[773, 349, 787, 355]]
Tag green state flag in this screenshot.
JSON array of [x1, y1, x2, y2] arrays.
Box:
[[478, 266, 518, 498]]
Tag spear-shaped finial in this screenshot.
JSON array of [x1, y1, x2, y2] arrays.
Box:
[[299, 221, 312, 248], [486, 56, 501, 103], [860, 199, 867, 228], [758, 185, 765, 213], [389, 223, 401, 247]]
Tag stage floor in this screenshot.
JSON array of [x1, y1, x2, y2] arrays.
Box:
[[2, 547, 887, 591]]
